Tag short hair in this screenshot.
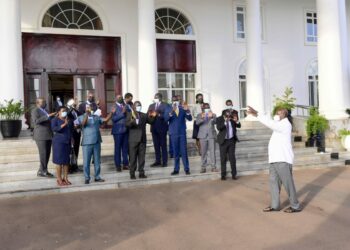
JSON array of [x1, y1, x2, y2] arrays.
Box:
[[124, 93, 133, 99], [36, 97, 45, 104], [225, 99, 233, 105], [134, 101, 141, 106], [155, 93, 163, 99], [202, 102, 210, 108]]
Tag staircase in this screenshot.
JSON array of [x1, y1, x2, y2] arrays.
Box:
[[0, 121, 349, 198]]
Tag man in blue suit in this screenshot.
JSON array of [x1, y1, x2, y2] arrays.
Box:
[[165, 96, 192, 175], [147, 93, 170, 168], [112, 94, 130, 172]]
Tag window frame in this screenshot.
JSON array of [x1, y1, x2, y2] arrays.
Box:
[[304, 9, 318, 45]]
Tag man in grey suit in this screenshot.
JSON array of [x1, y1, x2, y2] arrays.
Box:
[[196, 103, 218, 173], [126, 101, 156, 179], [31, 98, 57, 177]]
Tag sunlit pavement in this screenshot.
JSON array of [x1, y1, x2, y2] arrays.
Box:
[[1, 167, 350, 250]]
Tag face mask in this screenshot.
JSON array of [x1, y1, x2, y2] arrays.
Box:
[[154, 98, 160, 103], [204, 109, 210, 113], [117, 98, 124, 104], [273, 115, 281, 121], [41, 103, 47, 109], [136, 106, 142, 112], [173, 101, 179, 106], [90, 111, 94, 116], [61, 111, 67, 118], [226, 105, 233, 110]]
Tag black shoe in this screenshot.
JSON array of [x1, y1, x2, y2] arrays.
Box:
[[139, 174, 147, 179], [151, 162, 161, 167], [37, 172, 54, 178], [221, 176, 227, 181], [185, 171, 191, 175], [95, 178, 105, 182], [162, 163, 168, 167], [232, 176, 238, 180], [171, 171, 179, 176], [123, 166, 130, 170], [130, 175, 136, 180], [116, 167, 122, 172], [169, 155, 174, 159], [85, 180, 90, 184]]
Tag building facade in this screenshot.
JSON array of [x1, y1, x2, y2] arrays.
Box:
[[0, 0, 350, 126]]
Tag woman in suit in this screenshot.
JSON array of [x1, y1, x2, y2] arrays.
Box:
[[51, 106, 73, 186]]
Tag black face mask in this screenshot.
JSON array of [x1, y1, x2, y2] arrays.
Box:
[[88, 97, 95, 103], [117, 98, 124, 104], [127, 100, 133, 105]]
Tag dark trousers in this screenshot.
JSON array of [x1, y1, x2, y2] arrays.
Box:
[[219, 138, 237, 177], [169, 134, 174, 157], [113, 133, 129, 167], [171, 134, 190, 172], [35, 140, 52, 174], [152, 131, 168, 165], [129, 141, 146, 175], [73, 131, 81, 158]]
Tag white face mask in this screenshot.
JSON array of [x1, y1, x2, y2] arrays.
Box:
[[204, 109, 210, 113], [136, 106, 142, 112], [226, 105, 233, 110], [273, 115, 281, 121], [57, 98, 61, 101], [173, 101, 180, 107], [154, 98, 160, 103], [61, 111, 67, 118]]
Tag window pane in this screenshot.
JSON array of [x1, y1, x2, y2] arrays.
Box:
[[185, 74, 195, 88], [106, 91, 115, 102], [237, 7, 244, 12], [237, 33, 245, 39], [171, 90, 183, 100], [158, 73, 168, 88], [106, 78, 114, 90], [237, 13, 245, 32], [174, 74, 183, 88], [185, 90, 195, 105], [29, 78, 40, 90], [158, 90, 169, 103]]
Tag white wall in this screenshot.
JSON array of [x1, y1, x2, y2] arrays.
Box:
[[20, 0, 320, 114]]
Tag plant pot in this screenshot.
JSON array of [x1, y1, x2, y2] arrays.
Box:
[[0, 120, 22, 138], [316, 132, 326, 153], [341, 135, 350, 151], [305, 136, 315, 147]]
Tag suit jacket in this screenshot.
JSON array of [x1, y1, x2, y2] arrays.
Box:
[[111, 104, 128, 135], [51, 117, 73, 144], [126, 112, 155, 143], [78, 101, 98, 114], [31, 107, 53, 141], [147, 102, 170, 134], [165, 108, 192, 136], [78, 115, 103, 145], [53, 100, 63, 112], [196, 113, 217, 140], [216, 116, 241, 145]]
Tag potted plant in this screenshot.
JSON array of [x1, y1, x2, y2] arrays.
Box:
[[0, 99, 25, 138], [338, 129, 350, 151], [272, 86, 296, 116], [306, 107, 329, 152]]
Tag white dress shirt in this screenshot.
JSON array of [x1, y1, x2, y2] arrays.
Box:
[[258, 114, 294, 164]]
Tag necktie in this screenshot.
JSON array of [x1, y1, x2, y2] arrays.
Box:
[[156, 103, 159, 111], [175, 108, 179, 116], [205, 114, 208, 122], [226, 120, 230, 139]]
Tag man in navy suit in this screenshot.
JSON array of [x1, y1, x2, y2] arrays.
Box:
[[165, 96, 192, 175], [111, 94, 130, 172], [147, 93, 170, 167]]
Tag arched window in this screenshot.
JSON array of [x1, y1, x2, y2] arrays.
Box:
[[238, 60, 247, 118], [307, 59, 319, 107], [155, 8, 194, 35], [42, 0, 103, 30]]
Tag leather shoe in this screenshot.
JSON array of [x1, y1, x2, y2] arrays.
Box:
[[85, 179, 90, 184], [130, 175, 136, 180], [162, 163, 168, 167], [139, 174, 147, 179], [123, 166, 130, 170], [232, 176, 238, 180], [171, 171, 179, 176], [116, 167, 122, 172], [221, 176, 227, 181], [151, 162, 161, 167], [95, 178, 105, 182], [185, 171, 191, 175], [37, 172, 54, 178]]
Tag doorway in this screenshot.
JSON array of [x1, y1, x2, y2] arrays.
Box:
[[49, 75, 74, 112]]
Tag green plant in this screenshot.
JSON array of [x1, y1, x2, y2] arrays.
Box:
[[0, 99, 25, 120], [272, 86, 296, 115], [306, 107, 329, 137], [338, 129, 350, 137]]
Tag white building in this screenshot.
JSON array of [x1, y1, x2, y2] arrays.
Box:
[[0, 0, 350, 126]]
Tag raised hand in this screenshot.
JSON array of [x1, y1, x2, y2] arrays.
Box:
[[247, 106, 258, 117]]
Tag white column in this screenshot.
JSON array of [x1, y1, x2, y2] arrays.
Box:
[[138, 0, 157, 109], [317, 0, 350, 119], [246, 0, 265, 114], [0, 0, 24, 103]]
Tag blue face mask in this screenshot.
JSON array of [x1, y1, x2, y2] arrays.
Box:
[[61, 111, 67, 118]]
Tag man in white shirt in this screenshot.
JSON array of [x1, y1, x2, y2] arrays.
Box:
[[247, 106, 301, 213]]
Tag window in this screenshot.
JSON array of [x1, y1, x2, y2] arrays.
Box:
[[307, 60, 319, 106], [76, 76, 96, 104], [42, 0, 103, 30], [155, 8, 194, 35], [305, 11, 317, 43], [105, 76, 117, 112], [238, 60, 247, 118], [234, 5, 265, 41], [28, 76, 41, 110], [158, 73, 196, 105]]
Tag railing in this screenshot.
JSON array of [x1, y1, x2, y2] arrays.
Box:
[[294, 104, 312, 117]]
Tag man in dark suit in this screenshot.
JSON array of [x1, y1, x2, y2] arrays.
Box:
[[147, 93, 170, 168], [216, 108, 241, 180], [165, 96, 192, 175], [78, 92, 98, 114], [31, 97, 57, 177], [126, 101, 156, 179], [53, 96, 63, 112], [111, 94, 130, 172], [67, 98, 82, 173]]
